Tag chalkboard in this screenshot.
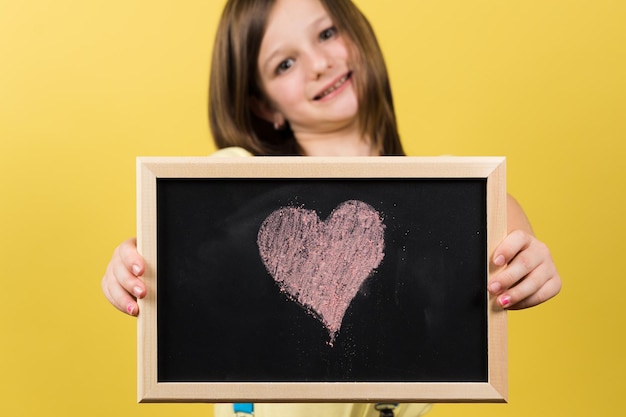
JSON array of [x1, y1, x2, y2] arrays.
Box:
[[137, 156, 507, 403]]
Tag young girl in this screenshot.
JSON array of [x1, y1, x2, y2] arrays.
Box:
[[102, 0, 561, 416]]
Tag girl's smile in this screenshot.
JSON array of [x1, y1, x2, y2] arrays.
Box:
[[313, 71, 353, 101]]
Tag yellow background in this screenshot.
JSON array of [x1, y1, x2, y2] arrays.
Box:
[[1, 0, 624, 415]]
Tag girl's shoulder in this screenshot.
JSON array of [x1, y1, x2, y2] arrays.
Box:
[[211, 146, 253, 157]]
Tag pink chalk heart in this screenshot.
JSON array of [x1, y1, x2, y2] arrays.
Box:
[[257, 200, 385, 345]]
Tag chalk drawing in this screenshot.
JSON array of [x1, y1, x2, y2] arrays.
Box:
[[257, 200, 385, 345]]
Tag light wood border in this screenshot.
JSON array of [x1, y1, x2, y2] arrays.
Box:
[[137, 156, 507, 403]]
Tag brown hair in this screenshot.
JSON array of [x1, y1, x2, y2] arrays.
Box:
[[209, 0, 404, 156]]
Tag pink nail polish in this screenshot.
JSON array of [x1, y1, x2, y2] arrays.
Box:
[[499, 295, 511, 308], [127, 303, 136, 315]]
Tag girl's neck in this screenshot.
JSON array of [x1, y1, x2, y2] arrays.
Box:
[[295, 128, 378, 157]]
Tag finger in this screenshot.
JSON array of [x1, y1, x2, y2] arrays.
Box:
[[118, 238, 144, 277], [492, 230, 532, 267], [507, 254, 559, 303], [495, 261, 549, 307], [111, 238, 146, 298], [489, 246, 542, 295], [504, 273, 562, 310], [102, 268, 139, 316], [112, 255, 146, 300]]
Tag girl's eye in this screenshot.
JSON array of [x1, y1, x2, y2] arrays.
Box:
[[319, 26, 337, 41], [276, 58, 295, 74]]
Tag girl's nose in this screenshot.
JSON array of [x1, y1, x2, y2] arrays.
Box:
[[309, 47, 332, 78]]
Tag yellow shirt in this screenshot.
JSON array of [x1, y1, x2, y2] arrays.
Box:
[[211, 147, 432, 417], [215, 403, 431, 417]]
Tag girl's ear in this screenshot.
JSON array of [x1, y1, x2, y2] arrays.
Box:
[[249, 96, 286, 130]]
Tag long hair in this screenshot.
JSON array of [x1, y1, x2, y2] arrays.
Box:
[[209, 0, 404, 156]]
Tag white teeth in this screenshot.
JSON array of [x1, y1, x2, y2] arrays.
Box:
[[317, 74, 349, 99]]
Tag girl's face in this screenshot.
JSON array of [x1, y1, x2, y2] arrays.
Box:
[[256, 0, 359, 138]]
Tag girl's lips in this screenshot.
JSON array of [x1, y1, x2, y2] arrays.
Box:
[[313, 72, 352, 100]]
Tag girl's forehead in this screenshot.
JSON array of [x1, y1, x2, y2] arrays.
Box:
[[259, 0, 331, 61], [264, 0, 329, 32]]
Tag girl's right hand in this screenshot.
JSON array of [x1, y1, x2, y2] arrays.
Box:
[[101, 238, 147, 316]]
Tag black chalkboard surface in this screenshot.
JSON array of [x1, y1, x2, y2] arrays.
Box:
[[137, 156, 507, 403]]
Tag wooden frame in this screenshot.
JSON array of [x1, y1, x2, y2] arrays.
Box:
[[137, 156, 507, 403]]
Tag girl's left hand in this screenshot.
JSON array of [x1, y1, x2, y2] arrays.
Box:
[[488, 195, 562, 309], [489, 230, 561, 309]]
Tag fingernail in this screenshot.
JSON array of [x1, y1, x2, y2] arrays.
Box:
[[133, 286, 144, 298], [494, 255, 505, 266], [489, 282, 502, 294], [126, 303, 137, 315], [132, 264, 141, 276], [499, 295, 511, 308]]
